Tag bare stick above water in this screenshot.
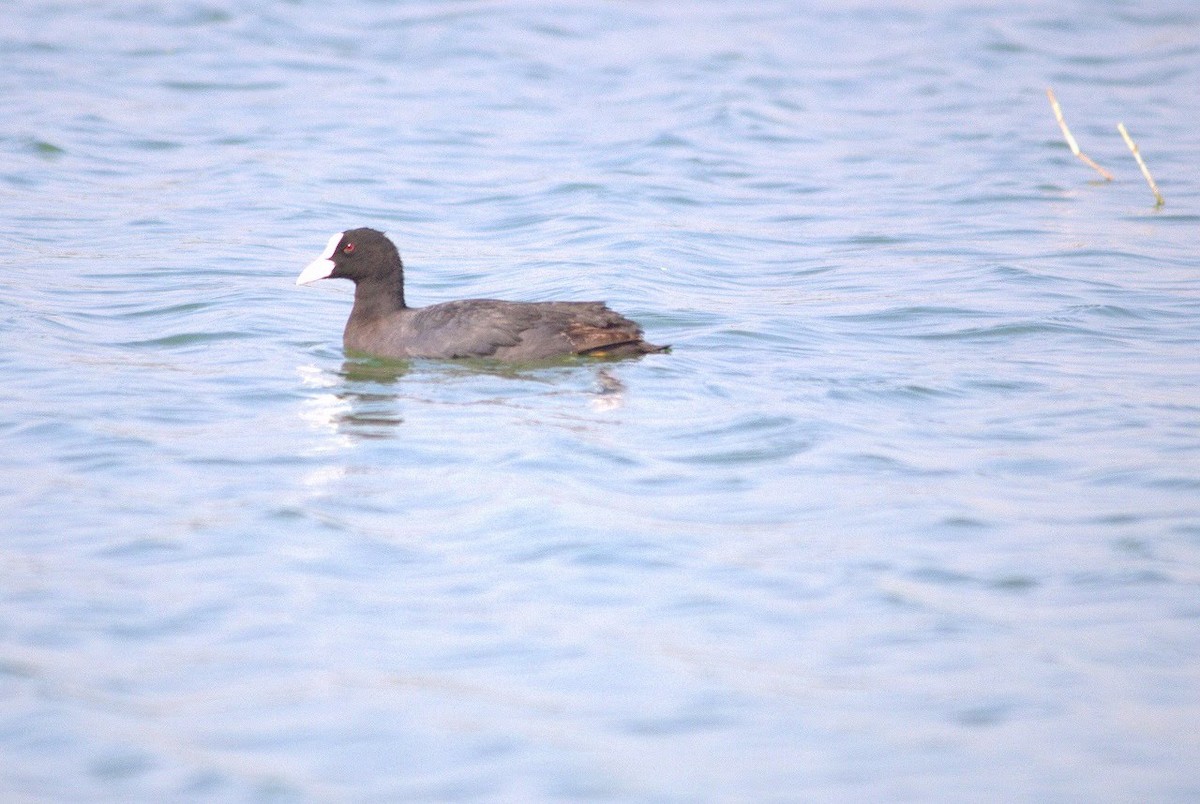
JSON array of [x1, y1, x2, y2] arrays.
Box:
[[1046, 87, 1114, 181], [1117, 122, 1165, 207]]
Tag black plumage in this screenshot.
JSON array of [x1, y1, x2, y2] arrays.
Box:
[[297, 228, 667, 361]]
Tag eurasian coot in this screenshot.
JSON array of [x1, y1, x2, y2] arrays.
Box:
[[297, 228, 667, 361]]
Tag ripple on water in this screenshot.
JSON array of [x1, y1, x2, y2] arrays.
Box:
[[2, 0, 1200, 801]]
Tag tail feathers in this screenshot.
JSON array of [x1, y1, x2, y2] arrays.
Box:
[[578, 340, 670, 358]]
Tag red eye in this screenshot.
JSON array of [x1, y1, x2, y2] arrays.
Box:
[[344, 242, 355, 254]]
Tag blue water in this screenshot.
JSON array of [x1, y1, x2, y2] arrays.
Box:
[[3, 1, 1200, 799]]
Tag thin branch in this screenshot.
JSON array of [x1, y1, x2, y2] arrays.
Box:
[[1046, 87, 1113, 181], [1117, 122, 1164, 207]]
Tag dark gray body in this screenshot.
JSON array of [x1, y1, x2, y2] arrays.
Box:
[[344, 298, 663, 361], [300, 228, 666, 362]]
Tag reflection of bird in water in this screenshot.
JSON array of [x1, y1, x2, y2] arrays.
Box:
[[592, 369, 626, 411], [319, 360, 630, 437], [333, 389, 405, 439]]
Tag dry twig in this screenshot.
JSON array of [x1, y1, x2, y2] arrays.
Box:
[[1117, 122, 1164, 207], [1046, 87, 1113, 181]]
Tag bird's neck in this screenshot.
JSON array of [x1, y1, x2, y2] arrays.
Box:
[[349, 270, 407, 323]]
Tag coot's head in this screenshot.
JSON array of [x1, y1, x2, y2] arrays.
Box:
[[296, 228, 401, 286]]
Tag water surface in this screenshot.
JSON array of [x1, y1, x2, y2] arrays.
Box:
[[2, 0, 1199, 800]]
